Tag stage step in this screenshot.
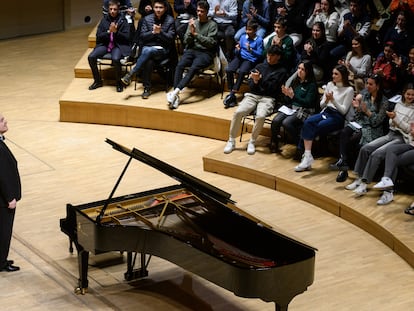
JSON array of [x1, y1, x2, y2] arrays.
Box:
[[203, 145, 414, 267]]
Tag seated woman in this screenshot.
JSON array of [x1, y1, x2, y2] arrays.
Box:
[[329, 74, 388, 182], [294, 64, 354, 172], [305, 0, 340, 51], [372, 122, 414, 205], [269, 60, 318, 153], [339, 35, 372, 93], [300, 22, 330, 83], [346, 83, 414, 196], [223, 21, 263, 108]]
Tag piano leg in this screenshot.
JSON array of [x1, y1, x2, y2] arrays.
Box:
[[275, 303, 288, 311], [75, 249, 89, 294], [124, 252, 149, 281]]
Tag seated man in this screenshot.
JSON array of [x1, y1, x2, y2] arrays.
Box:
[[208, 0, 238, 60], [121, 0, 176, 99], [88, 0, 131, 92], [223, 45, 287, 155], [167, 0, 218, 109]]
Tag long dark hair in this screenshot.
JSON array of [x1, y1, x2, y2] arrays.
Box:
[[402, 82, 414, 103], [351, 35, 369, 56], [366, 74, 384, 111], [334, 64, 350, 87]]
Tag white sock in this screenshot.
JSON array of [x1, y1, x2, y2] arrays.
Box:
[[304, 150, 312, 156], [173, 88, 180, 96]]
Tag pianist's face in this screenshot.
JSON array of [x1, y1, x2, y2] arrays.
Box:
[[0, 114, 8, 134]]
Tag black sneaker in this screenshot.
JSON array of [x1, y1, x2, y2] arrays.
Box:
[[223, 93, 236, 108], [121, 73, 132, 86], [142, 88, 151, 99]]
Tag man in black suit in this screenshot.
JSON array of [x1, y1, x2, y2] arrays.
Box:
[[0, 114, 21, 272]]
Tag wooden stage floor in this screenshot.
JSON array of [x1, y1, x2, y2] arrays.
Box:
[[1, 26, 414, 311]]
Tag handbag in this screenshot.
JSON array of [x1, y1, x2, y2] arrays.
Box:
[[296, 107, 313, 121]]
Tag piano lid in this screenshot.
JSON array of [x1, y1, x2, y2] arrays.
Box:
[[105, 138, 233, 205]]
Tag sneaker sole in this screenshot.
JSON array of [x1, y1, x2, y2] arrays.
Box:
[[294, 166, 311, 172]]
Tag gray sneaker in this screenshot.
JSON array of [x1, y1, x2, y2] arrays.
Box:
[[121, 73, 132, 86]]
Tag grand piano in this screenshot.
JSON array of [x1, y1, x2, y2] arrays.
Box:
[[60, 139, 316, 311]]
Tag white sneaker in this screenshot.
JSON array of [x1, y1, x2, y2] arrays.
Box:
[[373, 177, 394, 190], [167, 94, 180, 110], [345, 178, 362, 190], [294, 153, 314, 172], [223, 140, 235, 154], [354, 182, 367, 196], [377, 191, 394, 205], [247, 141, 255, 155], [167, 91, 174, 104]]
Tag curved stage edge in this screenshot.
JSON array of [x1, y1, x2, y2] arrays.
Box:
[[59, 79, 414, 269]]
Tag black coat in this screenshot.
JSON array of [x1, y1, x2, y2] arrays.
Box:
[[0, 140, 21, 208], [96, 13, 131, 57]]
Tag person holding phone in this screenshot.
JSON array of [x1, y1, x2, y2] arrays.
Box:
[[346, 83, 414, 196]]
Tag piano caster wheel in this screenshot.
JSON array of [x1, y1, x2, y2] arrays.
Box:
[[74, 287, 88, 295]]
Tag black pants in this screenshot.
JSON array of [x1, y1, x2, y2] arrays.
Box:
[[0, 207, 15, 268]]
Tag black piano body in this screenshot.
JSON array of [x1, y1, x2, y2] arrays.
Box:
[[60, 139, 316, 311]]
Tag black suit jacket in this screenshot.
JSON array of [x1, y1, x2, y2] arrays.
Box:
[[0, 140, 21, 208]]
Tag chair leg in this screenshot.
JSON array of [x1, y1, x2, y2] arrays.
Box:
[[240, 117, 246, 142]]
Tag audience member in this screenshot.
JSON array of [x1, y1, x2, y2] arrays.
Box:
[[272, 0, 307, 46], [270, 60, 318, 153], [300, 22, 330, 82], [399, 46, 414, 85], [166, 0, 218, 109], [383, 10, 411, 56], [330, 0, 371, 62], [103, 0, 133, 15], [208, 0, 238, 60], [223, 21, 264, 108], [346, 83, 414, 196], [339, 35, 372, 93], [263, 17, 295, 73], [223, 45, 287, 155], [373, 121, 414, 205], [306, 0, 340, 50], [234, 0, 270, 41], [88, 0, 131, 92], [295, 64, 353, 172], [174, 0, 198, 43], [329, 74, 388, 182], [372, 41, 398, 96], [120, 0, 176, 99]]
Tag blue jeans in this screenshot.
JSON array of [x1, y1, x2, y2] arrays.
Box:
[[130, 46, 168, 76], [301, 108, 344, 141]]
